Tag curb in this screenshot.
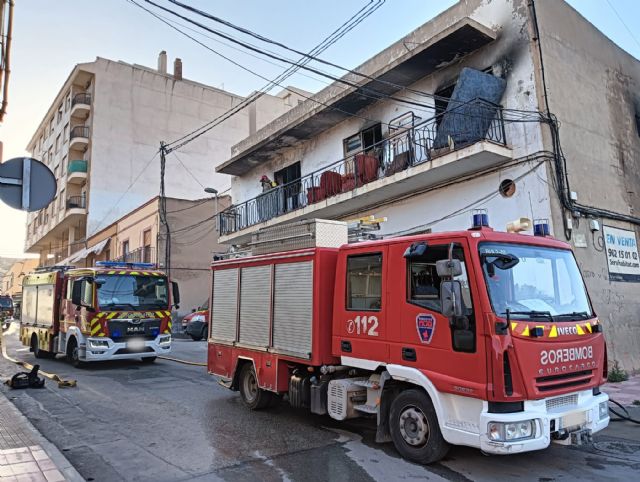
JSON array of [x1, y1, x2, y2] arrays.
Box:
[[0, 389, 84, 482]]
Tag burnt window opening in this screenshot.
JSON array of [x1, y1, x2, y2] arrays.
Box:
[[343, 123, 382, 157], [274, 161, 301, 212], [434, 83, 457, 126]]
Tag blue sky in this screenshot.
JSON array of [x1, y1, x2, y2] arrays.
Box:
[[1, 0, 639, 257]]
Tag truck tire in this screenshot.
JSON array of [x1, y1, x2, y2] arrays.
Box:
[[190, 333, 203, 341], [66, 338, 85, 369], [389, 389, 449, 465], [31, 334, 45, 359], [238, 363, 272, 410]]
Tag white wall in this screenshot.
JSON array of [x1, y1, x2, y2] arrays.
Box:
[[84, 59, 295, 236], [228, 0, 546, 232]]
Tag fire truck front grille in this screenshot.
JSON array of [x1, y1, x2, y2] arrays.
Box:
[[545, 394, 578, 412], [114, 347, 155, 355], [535, 370, 593, 393], [108, 319, 161, 341]]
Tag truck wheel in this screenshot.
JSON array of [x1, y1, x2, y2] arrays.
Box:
[[239, 363, 272, 410], [389, 389, 449, 465], [66, 338, 85, 369], [141, 357, 157, 364], [31, 335, 45, 359], [190, 333, 203, 341]]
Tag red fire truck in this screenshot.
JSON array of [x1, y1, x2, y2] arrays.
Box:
[[207, 218, 609, 464], [20, 262, 179, 366]]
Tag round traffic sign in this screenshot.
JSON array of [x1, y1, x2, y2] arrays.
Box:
[[0, 157, 57, 212]]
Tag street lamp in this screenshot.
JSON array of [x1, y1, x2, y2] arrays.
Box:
[[204, 187, 219, 231]]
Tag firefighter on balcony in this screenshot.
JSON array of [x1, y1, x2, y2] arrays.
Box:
[[257, 175, 279, 222]]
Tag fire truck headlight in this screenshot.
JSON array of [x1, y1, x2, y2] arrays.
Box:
[[159, 335, 171, 345], [488, 420, 535, 442], [88, 339, 109, 348], [599, 401, 608, 420]]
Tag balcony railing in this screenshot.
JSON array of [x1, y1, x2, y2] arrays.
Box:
[[68, 159, 88, 174], [111, 246, 156, 265], [66, 195, 86, 210], [70, 126, 90, 140], [219, 98, 507, 236], [71, 92, 92, 107]]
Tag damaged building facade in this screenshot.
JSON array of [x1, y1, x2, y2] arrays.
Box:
[[215, 0, 640, 371]]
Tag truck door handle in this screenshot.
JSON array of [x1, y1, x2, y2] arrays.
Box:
[[402, 347, 416, 362], [341, 340, 352, 353]]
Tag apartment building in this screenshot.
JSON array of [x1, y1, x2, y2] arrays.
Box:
[[216, 0, 640, 370], [24, 53, 307, 266]]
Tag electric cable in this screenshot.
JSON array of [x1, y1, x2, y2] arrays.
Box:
[[608, 398, 640, 424], [129, 0, 388, 151]]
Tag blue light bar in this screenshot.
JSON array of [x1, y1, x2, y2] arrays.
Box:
[[95, 261, 157, 270], [472, 208, 490, 229]]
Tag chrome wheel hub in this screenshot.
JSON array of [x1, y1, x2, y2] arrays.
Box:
[[399, 406, 429, 446]]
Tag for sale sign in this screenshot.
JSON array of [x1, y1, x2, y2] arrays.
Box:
[[603, 226, 640, 282]]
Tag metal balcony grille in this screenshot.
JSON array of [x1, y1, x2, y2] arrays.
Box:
[[66, 195, 86, 209], [70, 125, 89, 140], [71, 92, 92, 107], [219, 98, 507, 236], [111, 246, 155, 265]]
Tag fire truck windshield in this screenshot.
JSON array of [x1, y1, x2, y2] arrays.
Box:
[[480, 243, 593, 321], [95, 274, 169, 311]]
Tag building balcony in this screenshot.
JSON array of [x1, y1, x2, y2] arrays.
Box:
[[70, 92, 91, 118], [111, 246, 156, 265], [67, 159, 88, 184], [69, 125, 90, 150], [66, 195, 87, 212], [219, 99, 513, 244]]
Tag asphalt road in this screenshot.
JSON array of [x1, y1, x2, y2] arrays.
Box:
[[1, 324, 639, 482]]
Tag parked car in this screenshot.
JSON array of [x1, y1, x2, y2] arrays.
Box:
[[184, 310, 209, 341]]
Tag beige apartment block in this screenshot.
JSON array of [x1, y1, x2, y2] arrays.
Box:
[[24, 53, 307, 266]]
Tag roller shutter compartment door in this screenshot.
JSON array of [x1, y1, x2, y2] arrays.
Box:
[[272, 261, 313, 358], [211, 269, 238, 342], [239, 265, 271, 347]]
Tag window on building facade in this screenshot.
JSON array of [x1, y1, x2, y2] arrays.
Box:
[[57, 104, 63, 123], [143, 229, 152, 263], [49, 118, 54, 135], [59, 188, 65, 211], [343, 123, 382, 158], [62, 155, 67, 175], [122, 240, 130, 260], [48, 148, 53, 165], [63, 123, 69, 142], [55, 134, 60, 153]]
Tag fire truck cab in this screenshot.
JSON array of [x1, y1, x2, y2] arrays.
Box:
[[208, 218, 609, 464], [20, 262, 179, 366]]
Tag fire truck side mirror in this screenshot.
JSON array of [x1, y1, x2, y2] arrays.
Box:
[[436, 259, 462, 278], [440, 280, 463, 318], [171, 281, 180, 309]]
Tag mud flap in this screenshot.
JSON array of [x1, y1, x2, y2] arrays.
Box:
[[375, 372, 393, 444]]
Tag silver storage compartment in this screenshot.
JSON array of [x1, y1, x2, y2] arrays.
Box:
[[238, 265, 271, 347], [272, 261, 313, 358], [251, 219, 347, 255], [211, 268, 238, 342]]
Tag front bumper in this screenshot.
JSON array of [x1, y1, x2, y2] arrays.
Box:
[[479, 389, 609, 455], [81, 335, 171, 361]]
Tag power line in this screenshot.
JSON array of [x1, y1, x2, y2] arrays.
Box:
[[605, 0, 640, 51], [131, 0, 389, 151], [92, 149, 160, 233], [145, 0, 449, 118], [171, 150, 205, 189]]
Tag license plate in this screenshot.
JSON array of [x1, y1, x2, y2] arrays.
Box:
[[127, 339, 146, 351], [561, 411, 586, 429]]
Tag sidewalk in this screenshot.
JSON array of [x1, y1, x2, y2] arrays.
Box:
[[603, 374, 640, 407], [0, 389, 83, 482]]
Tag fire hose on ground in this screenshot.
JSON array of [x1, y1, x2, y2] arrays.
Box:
[[0, 324, 77, 388]]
